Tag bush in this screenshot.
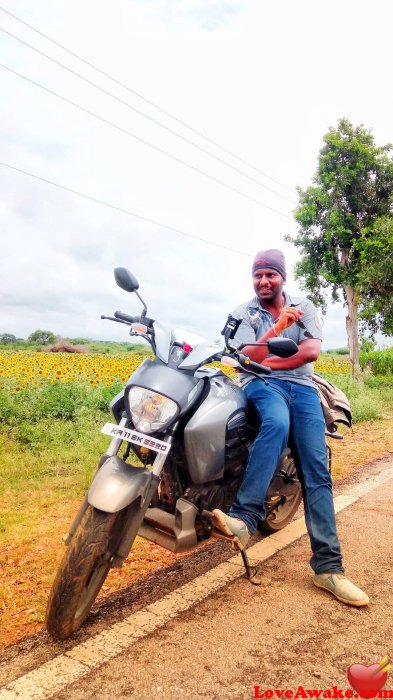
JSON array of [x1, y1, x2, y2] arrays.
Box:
[[0, 333, 17, 344], [364, 374, 393, 389], [28, 329, 57, 345], [0, 381, 123, 427], [326, 347, 350, 355], [318, 372, 392, 423], [360, 348, 393, 375], [0, 381, 126, 452]]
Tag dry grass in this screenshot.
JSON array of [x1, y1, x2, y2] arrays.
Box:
[[329, 417, 393, 479], [1, 418, 392, 651], [0, 496, 179, 650]]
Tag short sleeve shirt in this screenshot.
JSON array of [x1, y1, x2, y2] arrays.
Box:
[[232, 292, 323, 387]]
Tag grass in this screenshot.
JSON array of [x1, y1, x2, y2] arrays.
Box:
[[0, 339, 151, 355], [0, 381, 125, 546], [0, 349, 392, 648], [0, 382, 122, 535], [360, 347, 393, 375], [0, 414, 110, 544], [1, 365, 392, 546], [317, 372, 393, 423]]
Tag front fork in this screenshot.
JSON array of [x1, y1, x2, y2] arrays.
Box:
[[63, 415, 174, 547]]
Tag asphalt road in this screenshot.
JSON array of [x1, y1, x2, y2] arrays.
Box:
[[1, 455, 392, 700]]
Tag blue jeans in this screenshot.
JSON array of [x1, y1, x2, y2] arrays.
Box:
[[229, 378, 344, 574]]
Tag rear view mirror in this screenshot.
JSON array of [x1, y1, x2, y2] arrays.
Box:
[[267, 337, 298, 358], [114, 268, 139, 293]]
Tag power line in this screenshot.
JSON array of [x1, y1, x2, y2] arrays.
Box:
[[0, 160, 256, 257], [0, 4, 296, 195], [0, 62, 292, 220], [0, 26, 297, 206]]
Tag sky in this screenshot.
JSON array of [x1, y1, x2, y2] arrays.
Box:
[[1, 0, 392, 350]]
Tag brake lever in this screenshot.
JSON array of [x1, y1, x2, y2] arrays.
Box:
[[100, 315, 132, 326], [237, 353, 272, 374]]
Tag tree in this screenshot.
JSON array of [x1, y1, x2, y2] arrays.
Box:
[[28, 329, 57, 345], [357, 216, 393, 336], [0, 333, 17, 344], [287, 118, 393, 376]]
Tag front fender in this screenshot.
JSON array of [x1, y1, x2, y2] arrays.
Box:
[[88, 456, 153, 513]]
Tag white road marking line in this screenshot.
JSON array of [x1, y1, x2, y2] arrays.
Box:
[[1, 461, 393, 700]]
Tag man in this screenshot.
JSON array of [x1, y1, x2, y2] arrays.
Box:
[[212, 249, 369, 607]]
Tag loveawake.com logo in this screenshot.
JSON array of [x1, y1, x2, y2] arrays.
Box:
[[251, 655, 392, 700], [347, 656, 391, 699], [251, 688, 393, 699]]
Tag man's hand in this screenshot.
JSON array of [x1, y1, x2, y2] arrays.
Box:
[[241, 306, 306, 365], [274, 307, 304, 335]]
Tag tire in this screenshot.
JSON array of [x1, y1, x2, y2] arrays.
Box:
[[259, 456, 303, 534], [46, 505, 129, 640]]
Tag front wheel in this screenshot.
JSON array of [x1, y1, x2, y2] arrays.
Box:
[[46, 505, 129, 640]]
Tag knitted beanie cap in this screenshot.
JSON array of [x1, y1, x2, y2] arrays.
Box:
[[252, 249, 286, 280]]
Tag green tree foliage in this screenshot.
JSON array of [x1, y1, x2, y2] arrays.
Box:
[[28, 329, 57, 345], [357, 217, 393, 335], [287, 118, 393, 374], [359, 334, 377, 354], [0, 333, 17, 344]]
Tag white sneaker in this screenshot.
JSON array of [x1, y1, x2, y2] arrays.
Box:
[[313, 573, 369, 607], [212, 510, 250, 548]]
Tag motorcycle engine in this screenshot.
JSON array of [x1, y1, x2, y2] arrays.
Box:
[[184, 409, 248, 513], [184, 476, 243, 514]]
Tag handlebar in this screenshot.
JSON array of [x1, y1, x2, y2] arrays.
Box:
[[100, 314, 132, 325], [114, 310, 138, 323], [102, 311, 155, 331], [237, 353, 272, 374]]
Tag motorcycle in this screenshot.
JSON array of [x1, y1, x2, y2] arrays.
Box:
[[46, 268, 305, 640]]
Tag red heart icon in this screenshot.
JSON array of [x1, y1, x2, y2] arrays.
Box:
[[347, 663, 388, 698]]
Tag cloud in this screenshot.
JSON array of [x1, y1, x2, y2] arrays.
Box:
[[1, 0, 393, 352], [142, 0, 244, 31]]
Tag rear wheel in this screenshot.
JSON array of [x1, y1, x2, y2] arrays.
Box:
[[260, 456, 302, 534], [46, 505, 130, 640]]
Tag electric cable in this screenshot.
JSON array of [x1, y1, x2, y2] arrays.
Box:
[[0, 26, 297, 205], [0, 5, 296, 195], [0, 62, 292, 220], [0, 160, 259, 257]]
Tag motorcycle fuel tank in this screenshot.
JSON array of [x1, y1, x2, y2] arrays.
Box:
[[184, 370, 247, 484]]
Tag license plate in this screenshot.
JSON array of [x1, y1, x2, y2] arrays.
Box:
[[101, 422, 171, 455]]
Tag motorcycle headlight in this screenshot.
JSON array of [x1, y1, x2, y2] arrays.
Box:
[[127, 386, 178, 434]]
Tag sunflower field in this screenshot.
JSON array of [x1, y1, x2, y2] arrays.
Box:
[[0, 351, 147, 390], [0, 350, 351, 389], [4, 348, 391, 438]]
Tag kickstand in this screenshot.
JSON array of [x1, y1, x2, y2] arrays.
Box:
[[240, 547, 253, 578], [202, 509, 262, 586], [238, 546, 262, 586]]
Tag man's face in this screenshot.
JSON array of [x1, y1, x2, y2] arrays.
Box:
[[253, 267, 284, 304]]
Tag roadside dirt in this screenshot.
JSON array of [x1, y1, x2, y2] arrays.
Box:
[[51, 470, 393, 700], [0, 418, 392, 652]]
